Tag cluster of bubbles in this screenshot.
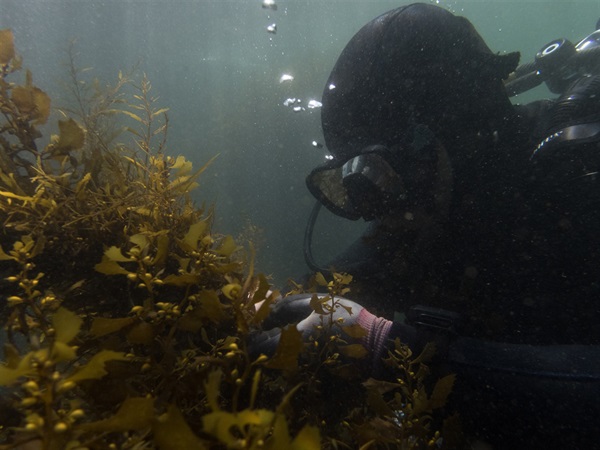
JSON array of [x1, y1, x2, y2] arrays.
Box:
[[262, 0, 278, 35], [261, 0, 326, 151], [281, 91, 322, 113], [280, 78, 325, 149]]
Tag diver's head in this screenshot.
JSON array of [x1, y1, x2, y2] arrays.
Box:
[[307, 3, 520, 221]]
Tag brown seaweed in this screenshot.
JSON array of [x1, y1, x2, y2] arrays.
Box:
[[0, 29, 453, 450]]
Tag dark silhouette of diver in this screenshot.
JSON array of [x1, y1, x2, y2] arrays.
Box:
[[254, 3, 600, 448]]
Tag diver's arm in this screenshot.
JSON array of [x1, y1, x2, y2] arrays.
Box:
[[250, 294, 416, 376]]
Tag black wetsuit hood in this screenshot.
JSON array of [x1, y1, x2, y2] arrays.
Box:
[[320, 3, 520, 161]]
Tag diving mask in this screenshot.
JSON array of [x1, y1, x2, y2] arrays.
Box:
[[306, 137, 446, 222], [306, 146, 405, 221]]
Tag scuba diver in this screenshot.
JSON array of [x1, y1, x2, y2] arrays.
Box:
[[253, 3, 600, 449]]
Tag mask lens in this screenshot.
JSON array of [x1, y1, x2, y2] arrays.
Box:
[[342, 153, 405, 220], [305, 148, 405, 221]]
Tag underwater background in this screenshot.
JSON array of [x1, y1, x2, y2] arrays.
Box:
[[1, 0, 599, 287]]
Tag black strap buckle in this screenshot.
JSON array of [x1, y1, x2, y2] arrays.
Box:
[[406, 305, 463, 335]]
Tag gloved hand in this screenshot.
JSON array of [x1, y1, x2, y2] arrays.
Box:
[[250, 294, 393, 371]]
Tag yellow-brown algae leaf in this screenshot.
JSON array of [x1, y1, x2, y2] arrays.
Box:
[[222, 283, 241, 300], [270, 413, 293, 449], [11, 86, 35, 114], [314, 272, 328, 286], [338, 343, 368, 359], [104, 246, 131, 262], [252, 291, 277, 325], [53, 307, 82, 344], [342, 323, 368, 338], [333, 272, 353, 285], [429, 373, 456, 410], [215, 235, 237, 256], [264, 325, 303, 371], [66, 350, 128, 383], [153, 404, 207, 450], [162, 272, 200, 287], [171, 155, 193, 174], [129, 233, 149, 250], [203, 409, 274, 446], [291, 424, 321, 450], [181, 220, 208, 251], [90, 316, 136, 337], [24, 83, 50, 124], [0, 352, 36, 386], [309, 293, 327, 315], [0, 29, 15, 65], [51, 341, 77, 362], [126, 322, 155, 344], [197, 290, 227, 323], [204, 369, 222, 412], [2, 343, 21, 369], [0, 243, 16, 261], [177, 310, 204, 332], [79, 397, 154, 432], [11, 84, 51, 124], [94, 258, 130, 275], [412, 387, 430, 416], [364, 380, 396, 416], [55, 118, 85, 151]]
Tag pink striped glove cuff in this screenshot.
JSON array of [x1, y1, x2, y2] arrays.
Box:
[[356, 308, 393, 369]]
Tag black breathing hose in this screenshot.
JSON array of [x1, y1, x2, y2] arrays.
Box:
[[303, 201, 330, 274]]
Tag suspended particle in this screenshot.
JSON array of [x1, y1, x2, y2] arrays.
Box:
[[267, 24, 277, 34], [312, 141, 324, 148], [307, 99, 322, 109], [279, 73, 294, 83]]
